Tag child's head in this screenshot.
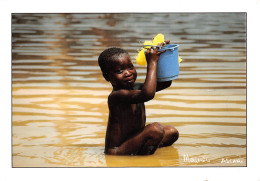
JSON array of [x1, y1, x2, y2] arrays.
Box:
[[98, 47, 137, 89]]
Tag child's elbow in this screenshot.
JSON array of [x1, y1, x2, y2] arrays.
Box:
[[147, 94, 155, 101], [165, 80, 172, 88], [143, 92, 155, 102]]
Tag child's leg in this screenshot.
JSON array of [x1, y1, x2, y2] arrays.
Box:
[[159, 125, 179, 147], [137, 123, 165, 155], [106, 122, 164, 155]]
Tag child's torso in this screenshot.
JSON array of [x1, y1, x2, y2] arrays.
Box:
[[106, 102, 146, 148]]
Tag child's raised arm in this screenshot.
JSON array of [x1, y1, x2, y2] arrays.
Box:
[[109, 47, 164, 104]]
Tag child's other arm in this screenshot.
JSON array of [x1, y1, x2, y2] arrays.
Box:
[[156, 81, 172, 92], [109, 48, 163, 104]]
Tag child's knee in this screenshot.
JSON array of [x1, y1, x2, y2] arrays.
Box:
[[167, 126, 179, 135], [173, 127, 178, 134], [147, 122, 165, 140], [165, 125, 179, 142]]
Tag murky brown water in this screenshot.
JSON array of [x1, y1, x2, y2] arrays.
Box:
[[12, 13, 246, 167]]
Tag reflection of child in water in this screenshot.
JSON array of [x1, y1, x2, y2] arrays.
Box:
[[98, 41, 179, 155]]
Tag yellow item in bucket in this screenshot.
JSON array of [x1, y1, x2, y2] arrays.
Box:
[[136, 33, 183, 66], [178, 56, 182, 64], [143, 40, 153, 48], [136, 40, 153, 65], [136, 34, 164, 66], [136, 49, 147, 66], [153, 33, 164, 45]]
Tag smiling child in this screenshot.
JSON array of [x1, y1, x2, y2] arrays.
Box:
[[98, 42, 179, 155]]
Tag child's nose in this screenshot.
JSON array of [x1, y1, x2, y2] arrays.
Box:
[[124, 70, 132, 77]]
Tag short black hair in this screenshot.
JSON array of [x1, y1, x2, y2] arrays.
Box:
[[98, 47, 128, 75]]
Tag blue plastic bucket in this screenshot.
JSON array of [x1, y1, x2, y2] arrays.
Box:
[[144, 44, 179, 82], [157, 44, 179, 82]]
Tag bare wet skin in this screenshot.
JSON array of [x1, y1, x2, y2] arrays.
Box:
[[12, 13, 246, 167]]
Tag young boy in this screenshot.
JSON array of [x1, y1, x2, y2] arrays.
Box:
[[98, 42, 179, 155]]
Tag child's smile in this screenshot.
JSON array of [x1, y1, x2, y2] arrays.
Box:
[[109, 54, 137, 89]]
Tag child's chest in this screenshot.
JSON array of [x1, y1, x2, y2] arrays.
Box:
[[131, 103, 144, 116], [131, 103, 140, 114], [122, 103, 145, 134], [109, 103, 146, 138], [116, 103, 145, 125], [110, 102, 145, 124], [128, 103, 145, 126]]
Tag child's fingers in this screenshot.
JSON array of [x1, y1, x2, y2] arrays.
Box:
[[145, 48, 151, 54], [165, 40, 170, 44], [151, 47, 157, 53], [154, 46, 160, 53], [146, 46, 163, 55], [157, 40, 170, 47], [157, 50, 166, 55], [161, 40, 170, 46]]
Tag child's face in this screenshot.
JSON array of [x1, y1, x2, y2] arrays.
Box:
[[108, 54, 137, 89]]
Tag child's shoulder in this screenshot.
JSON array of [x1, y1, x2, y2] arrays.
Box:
[[108, 82, 143, 105]]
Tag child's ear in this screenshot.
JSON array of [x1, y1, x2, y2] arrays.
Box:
[[103, 73, 110, 82]]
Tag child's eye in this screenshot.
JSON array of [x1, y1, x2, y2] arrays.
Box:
[[116, 70, 123, 74]]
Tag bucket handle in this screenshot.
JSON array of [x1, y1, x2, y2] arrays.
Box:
[[143, 44, 179, 51]]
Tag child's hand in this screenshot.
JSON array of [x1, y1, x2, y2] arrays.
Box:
[[157, 40, 170, 47], [145, 47, 165, 64], [145, 40, 169, 64]]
